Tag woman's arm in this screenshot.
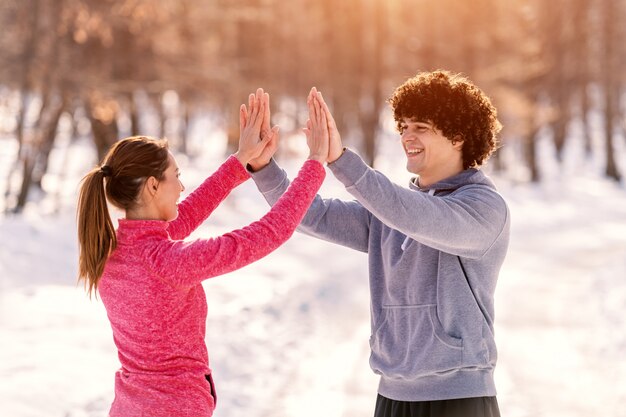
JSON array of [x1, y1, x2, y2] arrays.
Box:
[[167, 156, 249, 240], [149, 87, 330, 287], [168, 88, 274, 240], [146, 160, 326, 287]]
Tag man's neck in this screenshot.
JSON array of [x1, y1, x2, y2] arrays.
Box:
[[418, 166, 464, 188]]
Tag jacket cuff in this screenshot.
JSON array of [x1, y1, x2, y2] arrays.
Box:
[[248, 158, 287, 193], [226, 154, 252, 182], [328, 148, 369, 187]]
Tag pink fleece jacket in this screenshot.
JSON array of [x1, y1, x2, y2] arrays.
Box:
[[98, 156, 325, 417]]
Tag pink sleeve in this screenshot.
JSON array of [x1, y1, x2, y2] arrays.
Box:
[[167, 155, 249, 240], [146, 160, 325, 287]]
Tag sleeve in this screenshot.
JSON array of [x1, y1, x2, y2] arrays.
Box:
[[329, 149, 509, 259], [250, 158, 371, 252], [167, 155, 249, 240], [145, 160, 326, 287]]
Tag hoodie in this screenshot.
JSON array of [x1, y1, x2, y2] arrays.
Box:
[[251, 149, 510, 402]]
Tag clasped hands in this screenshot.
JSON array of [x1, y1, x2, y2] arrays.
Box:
[[235, 88, 344, 171]]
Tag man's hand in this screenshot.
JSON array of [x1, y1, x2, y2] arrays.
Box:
[[303, 87, 330, 163], [312, 88, 344, 163]]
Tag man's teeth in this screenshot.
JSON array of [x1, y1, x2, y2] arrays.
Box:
[[407, 149, 423, 155]]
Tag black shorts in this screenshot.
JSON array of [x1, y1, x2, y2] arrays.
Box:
[[205, 374, 217, 405], [374, 394, 500, 417]]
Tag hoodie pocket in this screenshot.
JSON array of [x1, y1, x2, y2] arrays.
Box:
[[369, 304, 463, 379]]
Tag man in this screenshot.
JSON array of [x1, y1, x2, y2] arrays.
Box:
[[250, 70, 509, 417]]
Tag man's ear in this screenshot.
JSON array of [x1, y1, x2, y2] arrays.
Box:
[[452, 135, 464, 151]]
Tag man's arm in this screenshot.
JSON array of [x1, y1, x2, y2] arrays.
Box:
[[251, 158, 371, 253], [329, 149, 509, 259]]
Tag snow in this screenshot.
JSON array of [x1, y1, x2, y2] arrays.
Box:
[[1, 128, 626, 417]]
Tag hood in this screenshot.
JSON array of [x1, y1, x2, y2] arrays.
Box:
[[408, 169, 497, 196]]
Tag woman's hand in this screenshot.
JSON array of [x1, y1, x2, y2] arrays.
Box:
[[236, 88, 272, 166], [248, 90, 280, 172], [303, 87, 330, 163]]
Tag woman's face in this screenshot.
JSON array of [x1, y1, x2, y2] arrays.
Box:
[[153, 152, 185, 221]]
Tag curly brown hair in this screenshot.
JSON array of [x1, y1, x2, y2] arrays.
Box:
[[388, 70, 502, 169]]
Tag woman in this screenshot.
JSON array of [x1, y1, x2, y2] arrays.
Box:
[[76, 88, 330, 417]]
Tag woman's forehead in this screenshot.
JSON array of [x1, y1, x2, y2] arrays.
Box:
[[167, 152, 179, 170]]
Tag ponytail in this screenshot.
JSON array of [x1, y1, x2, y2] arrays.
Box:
[[77, 167, 116, 297], [76, 136, 170, 297]]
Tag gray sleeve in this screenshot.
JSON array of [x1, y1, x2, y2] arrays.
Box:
[[329, 149, 509, 259], [250, 159, 371, 252]]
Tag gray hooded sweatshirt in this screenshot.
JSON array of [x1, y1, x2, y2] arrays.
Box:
[[251, 149, 510, 402]]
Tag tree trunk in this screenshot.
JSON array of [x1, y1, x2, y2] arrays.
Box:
[[359, 0, 385, 167], [604, 93, 620, 181], [5, 92, 32, 210], [552, 116, 568, 163], [128, 91, 140, 137], [5, 91, 48, 210], [524, 118, 540, 182], [14, 0, 41, 154], [31, 32, 63, 188], [14, 96, 66, 212], [573, 0, 593, 157], [491, 145, 504, 172], [85, 97, 120, 163], [545, 1, 571, 164], [13, 152, 35, 213], [603, 87, 620, 180], [179, 101, 189, 155], [32, 96, 67, 188], [226, 95, 240, 155], [16, 0, 53, 150], [155, 93, 166, 139], [581, 84, 593, 156], [601, 0, 620, 181], [360, 101, 380, 167]]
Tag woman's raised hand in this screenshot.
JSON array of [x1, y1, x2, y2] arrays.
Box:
[[303, 87, 330, 163], [236, 88, 277, 166], [248, 90, 280, 171]]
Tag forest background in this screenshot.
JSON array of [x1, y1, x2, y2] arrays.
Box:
[[1, 1, 625, 417], [1, 0, 625, 211]]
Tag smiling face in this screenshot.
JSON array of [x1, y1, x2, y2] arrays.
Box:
[[399, 118, 464, 187], [153, 152, 185, 221]]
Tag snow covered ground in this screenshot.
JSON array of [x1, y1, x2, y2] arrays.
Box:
[[0, 128, 625, 417]]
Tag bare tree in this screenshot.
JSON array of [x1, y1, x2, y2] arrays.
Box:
[[2, 0, 626, 212], [600, 0, 621, 181]]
